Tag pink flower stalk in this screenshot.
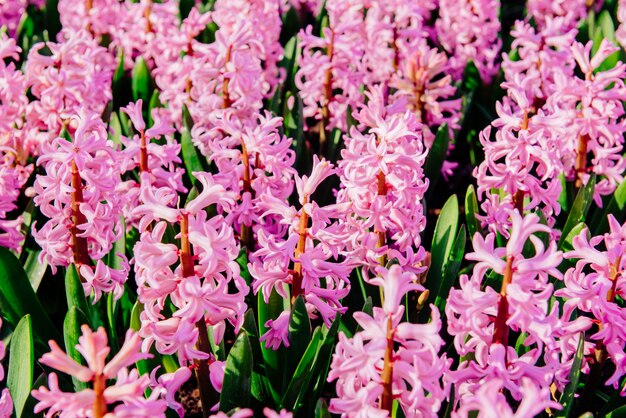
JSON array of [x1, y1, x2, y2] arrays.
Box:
[[24, 30, 115, 147], [436, 0, 502, 83], [193, 112, 296, 247], [328, 265, 450, 417], [32, 326, 169, 418], [445, 210, 589, 410], [391, 39, 461, 148], [132, 174, 247, 366], [157, 18, 267, 130], [109, 0, 183, 69], [32, 108, 128, 301], [526, 0, 598, 32], [0, 0, 44, 37], [474, 83, 564, 233], [296, 1, 366, 144], [213, 0, 285, 95], [337, 86, 429, 275], [359, 0, 436, 86], [58, 0, 125, 40], [550, 39, 626, 204], [0, 319, 13, 418], [557, 216, 626, 392], [249, 156, 353, 346], [117, 99, 186, 228], [502, 18, 577, 106]]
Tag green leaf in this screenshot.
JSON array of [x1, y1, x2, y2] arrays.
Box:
[[287, 296, 312, 378], [557, 333, 585, 417], [424, 124, 450, 197], [129, 301, 162, 376], [464, 185, 481, 238], [112, 48, 125, 98], [179, 0, 194, 19], [219, 331, 253, 412], [315, 398, 331, 418], [8, 315, 34, 418], [63, 307, 90, 391], [0, 247, 61, 354], [148, 90, 162, 127], [558, 175, 596, 249], [590, 180, 626, 235], [44, 0, 61, 41], [605, 408, 626, 418], [280, 327, 324, 410], [434, 224, 467, 315], [258, 288, 290, 403], [65, 264, 90, 323], [236, 247, 252, 286], [131, 57, 152, 103], [422, 195, 459, 320], [181, 105, 205, 185], [462, 61, 482, 91], [24, 249, 47, 292], [20, 373, 46, 418], [559, 222, 587, 253]]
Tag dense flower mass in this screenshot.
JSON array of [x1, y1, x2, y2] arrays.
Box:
[[0, 1, 626, 417]]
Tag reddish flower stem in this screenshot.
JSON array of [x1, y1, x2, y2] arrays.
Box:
[[291, 196, 309, 305], [575, 134, 590, 190], [93, 373, 107, 418], [180, 213, 215, 418], [71, 160, 90, 271], [492, 255, 514, 346], [319, 30, 335, 155], [380, 316, 395, 413]]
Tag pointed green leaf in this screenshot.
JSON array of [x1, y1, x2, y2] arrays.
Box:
[[63, 307, 90, 391], [422, 195, 459, 320], [424, 124, 450, 195], [287, 296, 311, 378], [65, 264, 90, 323], [315, 398, 331, 418], [559, 175, 596, 248], [557, 333, 585, 417], [8, 315, 34, 418], [591, 180, 626, 235], [131, 57, 152, 103], [464, 185, 481, 238], [259, 288, 289, 403], [24, 249, 47, 292], [220, 332, 253, 412], [434, 225, 466, 315], [0, 247, 61, 354]]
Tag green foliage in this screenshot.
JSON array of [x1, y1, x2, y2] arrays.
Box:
[[8, 315, 34, 418]]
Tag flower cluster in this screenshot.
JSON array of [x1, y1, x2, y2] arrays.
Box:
[[328, 266, 449, 417], [32, 109, 128, 300], [32, 325, 189, 417], [446, 210, 589, 412]]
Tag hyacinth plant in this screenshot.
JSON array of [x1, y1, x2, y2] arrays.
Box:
[[1, 0, 626, 417]]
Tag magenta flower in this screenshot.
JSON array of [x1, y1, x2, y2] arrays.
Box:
[[132, 174, 247, 365], [250, 156, 353, 340], [328, 265, 449, 417], [557, 216, 626, 392], [446, 209, 589, 411], [436, 0, 502, 83], [32, 108, 128, 301], [32, 326, 169, 418], [338, 86, 429, 275]]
